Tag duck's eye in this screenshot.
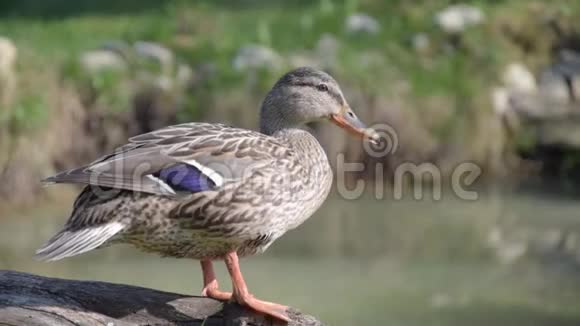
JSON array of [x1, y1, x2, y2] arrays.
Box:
[[316, 83, 329, 92]]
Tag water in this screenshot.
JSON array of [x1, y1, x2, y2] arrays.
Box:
[[1, 187, 580, 325]]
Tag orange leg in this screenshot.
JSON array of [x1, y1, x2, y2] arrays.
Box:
[[224, 251, 290, 322], [200, 259, 232, 301]]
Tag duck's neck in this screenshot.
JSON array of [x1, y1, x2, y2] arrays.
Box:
[[259, 101, 324, 155], [271, 127, 317, 147], [271, 127, 330, 174], [268, 126, 333, 231], [261, 114, 323, 161], [260, 107, 291, 136]]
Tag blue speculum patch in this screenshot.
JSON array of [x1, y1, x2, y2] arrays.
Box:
[[154, 163, 216, 192]]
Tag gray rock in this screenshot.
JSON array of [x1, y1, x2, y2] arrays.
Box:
[[345, 13, 380, 35], [0, 271, 323, 326], [541, 49, 580, 102], [412, 33, 430, 53], [502, 62, 536, 93], [491, 87, 510, 116], [154, 75, 173, 91], [232, 44, 283, 71], [100, 40, 132, 60], [553, 49, 580, 77], [492, 63, 536, 117], [134, 41, 174, 74], [539, 69, 572, 103], [80, 49, 127, 73], [435, 4, 485, 34], [176, 63, 193, 87]]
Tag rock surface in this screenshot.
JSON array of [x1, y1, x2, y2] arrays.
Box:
[[0, 270, 323, 326], [345, 13, 380, 35], [435, 4, 485, 34], [233, 44, 283, 71]]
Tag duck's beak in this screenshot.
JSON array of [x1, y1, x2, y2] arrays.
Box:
[[330, 106, 379, 144]]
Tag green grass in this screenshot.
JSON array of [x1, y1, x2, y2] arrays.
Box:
[[1, 0, 575, 96], [1, 0, 580, 157]]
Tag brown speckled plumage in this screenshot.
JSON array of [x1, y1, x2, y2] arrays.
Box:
[[36, 67, 373, 264], [35, 67, 379, 322], [36, 127, 332, 260]]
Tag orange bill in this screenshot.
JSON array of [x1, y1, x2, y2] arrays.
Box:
[[330, 111, 379, 144]]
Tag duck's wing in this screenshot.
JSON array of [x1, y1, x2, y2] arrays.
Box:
[[43, 123, 293, 196]]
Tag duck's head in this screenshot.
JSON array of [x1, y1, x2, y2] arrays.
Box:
[[260, 67, 378, 143]]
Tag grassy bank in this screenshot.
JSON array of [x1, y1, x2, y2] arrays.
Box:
[[1, 0, 580, 203], [2, 0, 576, 119]]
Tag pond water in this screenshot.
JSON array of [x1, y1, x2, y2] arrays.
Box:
[[1, 185, 580, 325]]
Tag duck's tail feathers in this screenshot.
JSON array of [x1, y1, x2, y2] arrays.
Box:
[[41, 167, 88, 185], [34, 222, 125, 262]]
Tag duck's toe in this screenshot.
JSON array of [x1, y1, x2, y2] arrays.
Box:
[[201, 280, 232, 301], [234, 292, 291, 322]]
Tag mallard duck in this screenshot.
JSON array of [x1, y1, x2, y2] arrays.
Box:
[[36, 67, 378, 322]]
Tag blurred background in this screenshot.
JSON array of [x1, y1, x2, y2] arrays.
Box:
[[1, 0, 580, 325]]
